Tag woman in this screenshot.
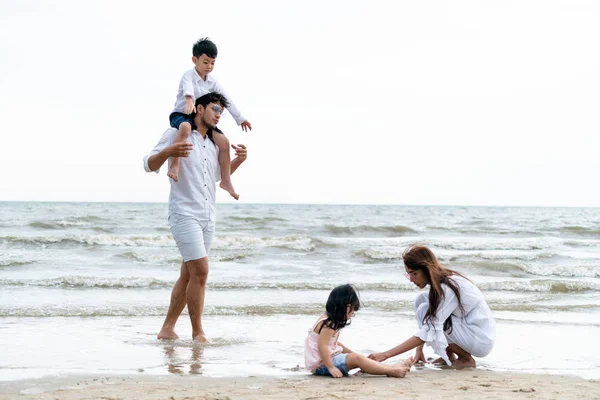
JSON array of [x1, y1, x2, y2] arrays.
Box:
[[369, 245, 496, 369]]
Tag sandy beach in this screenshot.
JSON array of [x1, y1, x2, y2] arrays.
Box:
[[2, 369, 599, 400]]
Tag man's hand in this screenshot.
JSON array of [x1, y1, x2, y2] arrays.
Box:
[[240, 120, 252, 132], [165, 142, 193, 158], [327, 366, 343, 378], [231, 144, 247, 161]]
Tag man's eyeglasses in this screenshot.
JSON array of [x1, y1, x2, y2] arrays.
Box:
[[211, 104, 225, 114]]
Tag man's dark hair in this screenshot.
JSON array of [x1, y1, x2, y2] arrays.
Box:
[[195, 92, 230, 109], [193, 37, 218, 58]]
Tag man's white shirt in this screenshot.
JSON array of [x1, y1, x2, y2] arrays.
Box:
[[143, 128, 221, 222], [171, 69, 246, 125]]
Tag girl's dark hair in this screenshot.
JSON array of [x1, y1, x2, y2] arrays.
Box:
[[319, 284, 361, 333], [403, 245, 467, 333], [193, 37, 218, 58]]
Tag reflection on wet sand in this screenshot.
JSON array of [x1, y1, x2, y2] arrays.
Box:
[[163, 343, 205, 375]]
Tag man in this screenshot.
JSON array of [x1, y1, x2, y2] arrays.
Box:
[[143, 92, 247, 342]]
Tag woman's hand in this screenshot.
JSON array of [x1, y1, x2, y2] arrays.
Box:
[[414, 348, 426, 364], [368, 352, 388, 362]]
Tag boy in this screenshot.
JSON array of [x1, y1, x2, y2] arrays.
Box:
[[168, 38, 251, 200]]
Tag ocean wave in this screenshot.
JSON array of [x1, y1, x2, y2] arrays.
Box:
[[28, 216, 107, 230], [560, 226, 600, 236], [0, 278, 415, 291], [115, 252, 182, 264], [0, 259, 35, 267], [492, 303, 600, 312], [354, 249, 403, 261], [0, 304, 325, 318], [0, 276, 172, 289], [4, 299, 597, 318], [115, 251, 251, 263], [1, 233, 318, 252], [212, 235, 316, 252], [478, 279, 600, 293], [324, 224, 416, 236], [1, 234, 175, 247], [226, 216, 287, 223]]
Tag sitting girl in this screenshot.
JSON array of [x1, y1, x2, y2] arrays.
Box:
[[304, 284, 413, 378]]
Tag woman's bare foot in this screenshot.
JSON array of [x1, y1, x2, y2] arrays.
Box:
[[157, 329, 179, 340], [193, 333, 208, 343], [432, 349, 457, 365], [219, 180, 239, 200], [452, 356, 476, 369]]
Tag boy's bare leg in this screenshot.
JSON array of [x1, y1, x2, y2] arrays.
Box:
[[213, 132, 239, 200], [167, 122, 192, 182], [345, 354, 413, 378]]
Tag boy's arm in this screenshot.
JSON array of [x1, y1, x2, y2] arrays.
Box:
[[181, 71, 196, 114], [213, 80, 247, 126], [317, 326, 343, 378], [230, 144, 247, 175]]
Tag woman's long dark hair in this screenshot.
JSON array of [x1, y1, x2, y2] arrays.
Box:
[[403, 245, 467, 333], [318, 284, 361, 333]]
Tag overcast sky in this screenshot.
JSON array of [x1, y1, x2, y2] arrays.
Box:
[[1, 0, 598, 206]]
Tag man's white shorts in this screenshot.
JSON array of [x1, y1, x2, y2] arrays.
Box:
[[168, 213, 215, 262]]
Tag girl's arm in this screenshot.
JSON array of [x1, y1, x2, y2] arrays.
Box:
[[337, 341, 353, 354], [317, 325, 343, 378]]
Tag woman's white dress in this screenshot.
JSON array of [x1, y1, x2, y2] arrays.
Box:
[[414, 275, 496, 365]]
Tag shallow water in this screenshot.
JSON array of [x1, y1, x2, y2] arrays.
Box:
[[1, 202, 599, 380]]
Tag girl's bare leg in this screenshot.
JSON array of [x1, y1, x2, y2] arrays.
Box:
[[167, 122, 192, 182], [346, 353, 413, 378], [213, 132, 239, 200]]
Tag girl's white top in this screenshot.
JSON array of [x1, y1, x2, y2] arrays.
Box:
[[304, 317, 343, 372], [416, 275, 496, 365]]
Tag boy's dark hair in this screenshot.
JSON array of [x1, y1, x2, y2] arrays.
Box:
[[319, 284, 361, 333], [193, 37, 218, 58], [195, 92, 230, 109]]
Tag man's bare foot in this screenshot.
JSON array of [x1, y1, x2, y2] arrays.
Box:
[[193, 333, 208, 343], [452, 357, 476, 369], [219, 180, 239, 200], [167, 167, 179, 182], [157, 329, 179, 340]]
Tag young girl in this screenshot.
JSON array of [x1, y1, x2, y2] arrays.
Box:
[[368, 245, 496, 369], [304, 284, 413, 378]]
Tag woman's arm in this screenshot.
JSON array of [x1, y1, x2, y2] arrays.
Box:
[[368, 335, 425, 362]]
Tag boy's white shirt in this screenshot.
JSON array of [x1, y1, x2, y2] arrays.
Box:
[[171, 68, 246, 125]]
